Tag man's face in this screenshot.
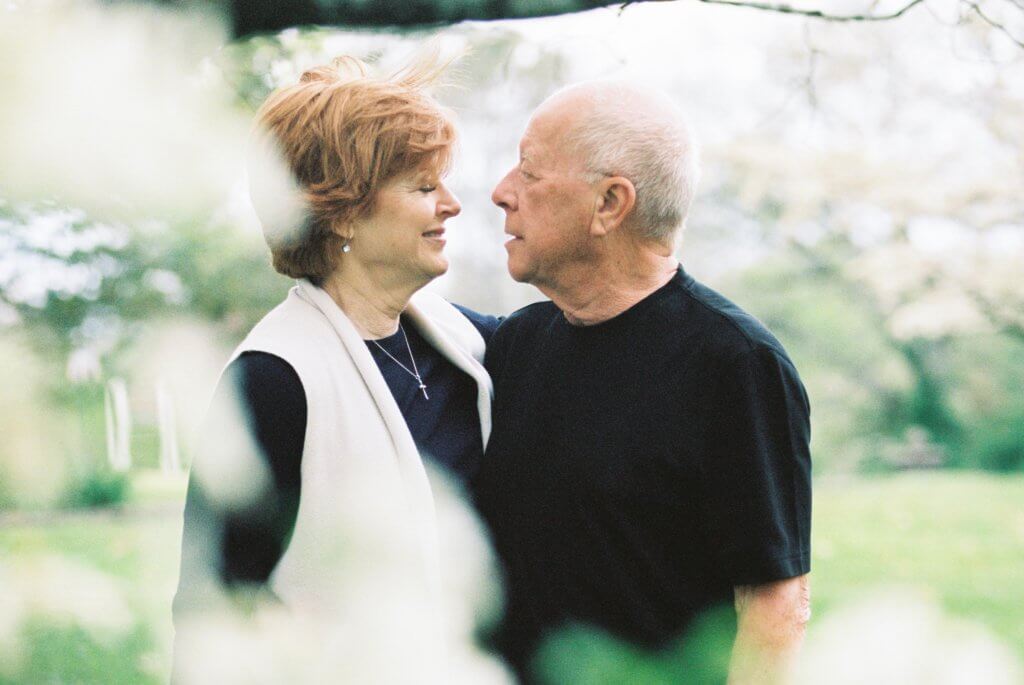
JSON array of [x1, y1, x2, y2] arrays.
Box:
[[491, 99, 597, 287]]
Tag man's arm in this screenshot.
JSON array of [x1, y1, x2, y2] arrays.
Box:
[[728, 574, 811, 685]]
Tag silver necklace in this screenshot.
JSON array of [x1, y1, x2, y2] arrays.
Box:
[[370, 323, 429, 400]]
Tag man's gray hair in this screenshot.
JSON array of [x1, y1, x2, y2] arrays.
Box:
[[561, 82, 701, 242]]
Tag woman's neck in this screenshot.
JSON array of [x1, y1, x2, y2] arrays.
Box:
[[320, 268, 423, 339]]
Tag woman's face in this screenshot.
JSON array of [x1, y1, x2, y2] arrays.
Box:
[[347, 164, 462, 287]]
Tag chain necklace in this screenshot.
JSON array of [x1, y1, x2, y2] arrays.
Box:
[[370, 323, 429, 400]]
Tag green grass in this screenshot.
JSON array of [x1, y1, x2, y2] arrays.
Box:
[[0, 471, 1021, 683], [811, 472, 1024, 657], [0, 472, 184, 685]]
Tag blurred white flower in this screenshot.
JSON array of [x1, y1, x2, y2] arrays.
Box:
[[124, 318, 230, 453], [66, 346, 102, 383], [24, 555, 135, 637], [797, 588, 1024, 685], [0, 554, 135, 676], [173, 472, 511, 684], [0, 1, 249, 223], [0, 335, 67, 508]]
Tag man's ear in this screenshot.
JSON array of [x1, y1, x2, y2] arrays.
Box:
[[591, 176, 636, 237]]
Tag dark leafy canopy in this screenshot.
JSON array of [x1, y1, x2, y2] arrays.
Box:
[[225, 0, 612, 36], [216, 0, 940, 38], [109, 0, 1021, 48]]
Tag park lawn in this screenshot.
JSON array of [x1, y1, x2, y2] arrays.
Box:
[[811, 471, 1024, 659], [0, 471, 1021, 683], [0, 472, 185, 685]]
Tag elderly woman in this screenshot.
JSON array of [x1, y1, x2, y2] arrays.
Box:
[[173, 56, 497, 647]]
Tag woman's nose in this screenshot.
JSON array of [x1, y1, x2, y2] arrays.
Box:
[[439, 183, 461, 219]]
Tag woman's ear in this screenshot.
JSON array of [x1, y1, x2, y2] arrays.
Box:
[[331, 217, 355, 243], [590, 175, 636, 237]]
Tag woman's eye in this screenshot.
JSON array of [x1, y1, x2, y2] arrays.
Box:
[[419, 186, 437, 193]]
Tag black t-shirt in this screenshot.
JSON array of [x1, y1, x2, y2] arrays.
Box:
[[174, 305, 499, 602], [472, 267, 812, 678]]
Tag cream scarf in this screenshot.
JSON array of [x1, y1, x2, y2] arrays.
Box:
[[228, 279, 492, 613]]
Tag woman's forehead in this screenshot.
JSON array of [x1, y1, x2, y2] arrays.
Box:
[[385, 162, 441, 188]]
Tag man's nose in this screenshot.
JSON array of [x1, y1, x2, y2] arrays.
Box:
[[491, 169, 516, 212]]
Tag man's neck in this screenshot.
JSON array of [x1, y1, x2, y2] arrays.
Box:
[[320, 267, 424, 339], [542, 252, 680, 327]]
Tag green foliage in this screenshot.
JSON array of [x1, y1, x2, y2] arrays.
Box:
[[0, 474, 12, 511], [535, 608, 734, 684], [726, 255, 1024, 473], [2, 619, 158, 685], [0, 489, 181, 684], [971, 416, 1024, 472], [63, 467, 132, 509], [225, 0, 624, 37]]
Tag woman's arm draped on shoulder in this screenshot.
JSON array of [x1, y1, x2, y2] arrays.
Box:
[[173, 351, 307, 618]]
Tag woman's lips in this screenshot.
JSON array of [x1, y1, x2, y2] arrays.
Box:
[[423, 227, 446, 244]]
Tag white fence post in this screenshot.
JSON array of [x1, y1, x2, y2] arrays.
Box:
[[156, 379, 181, 473], [104, 378, 132, 472]]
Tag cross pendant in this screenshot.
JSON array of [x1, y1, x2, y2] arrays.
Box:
[[419, 383, 429, 400]]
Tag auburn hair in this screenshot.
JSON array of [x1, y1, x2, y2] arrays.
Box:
[[250, 55, 456, 283]]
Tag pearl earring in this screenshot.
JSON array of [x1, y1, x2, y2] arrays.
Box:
[[342, 241, 351, 253]]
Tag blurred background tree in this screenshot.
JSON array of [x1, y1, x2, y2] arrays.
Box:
[[3, 0, 1020, 477]]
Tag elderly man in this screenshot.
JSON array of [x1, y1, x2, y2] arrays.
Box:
[[473, 81, 812, 684]]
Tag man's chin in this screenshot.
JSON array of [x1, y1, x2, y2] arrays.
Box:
[[506, 259, 531, 284]]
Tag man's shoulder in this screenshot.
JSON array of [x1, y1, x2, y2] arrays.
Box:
[[671, 273, 793, 364], [493, 300, 559, 339], [484, 300, 558, 372]]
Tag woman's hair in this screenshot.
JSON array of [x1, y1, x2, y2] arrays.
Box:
[[249, 54, 456, 283]]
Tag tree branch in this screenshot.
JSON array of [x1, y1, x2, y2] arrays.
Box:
[[966, 1, 1024, 48], [959, 282, 1024, 343], [0, 289, 15, 310], [692, 0, 927, 22]]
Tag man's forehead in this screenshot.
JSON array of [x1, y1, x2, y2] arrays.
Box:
[[520, 102, 577, 164]]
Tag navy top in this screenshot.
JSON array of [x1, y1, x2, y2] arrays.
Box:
[[174, 304, 499, 600], [366, 305, 497, 482]]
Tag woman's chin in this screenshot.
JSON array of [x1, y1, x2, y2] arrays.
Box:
[[420, 254, 449, 281], [432, 257, 450, 277]]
